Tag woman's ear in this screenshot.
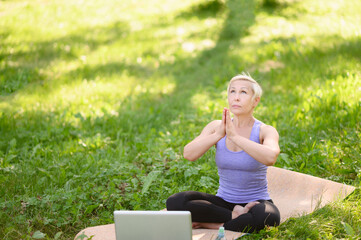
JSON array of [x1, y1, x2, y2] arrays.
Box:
[[253, 96, 260, 108]]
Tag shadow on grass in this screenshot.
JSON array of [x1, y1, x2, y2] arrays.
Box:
[[0, 20, 130, 95], [259, 36, 361, 89], [66, 60, 154, 81], [166, 0, 257, 96], [176, 0, 225, 19]]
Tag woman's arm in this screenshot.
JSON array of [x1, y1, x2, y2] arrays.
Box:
[[183, 109, 227, 161], [225, 109, 280, 166]]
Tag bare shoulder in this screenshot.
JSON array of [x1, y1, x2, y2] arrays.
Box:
[[259, 123, 279, 140], [208, 119, 222, 127], [201, 120, 221, 134], [260, 124, 278, 134]]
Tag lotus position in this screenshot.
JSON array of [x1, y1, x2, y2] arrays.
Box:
[[166, 74, 281, 233]]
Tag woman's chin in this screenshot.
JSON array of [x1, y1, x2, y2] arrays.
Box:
[[230, 108, 242, 115], [230, 109, 251, 116]]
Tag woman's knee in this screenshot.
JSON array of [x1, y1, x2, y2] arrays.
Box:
[[264, 201, 280, 226], [251, 201, 280, 230], [166, 192, 188, 210]]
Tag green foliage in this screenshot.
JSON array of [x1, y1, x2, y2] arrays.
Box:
[[1, 0, 360, 239]]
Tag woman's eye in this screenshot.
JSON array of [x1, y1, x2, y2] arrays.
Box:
[[241, 90, 247, 94]]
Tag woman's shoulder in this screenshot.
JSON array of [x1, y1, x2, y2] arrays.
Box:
[[203, 119, 221, 131], [259, 122, 279, 139], [198, 120, 221, 136], [259, 122, 277, 131], [209, 119, 222, 126]]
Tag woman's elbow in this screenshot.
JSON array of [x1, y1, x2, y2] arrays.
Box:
[[265, 158, 276, 166], [183, 150, 196, 162], [265, 149, 280, 166]]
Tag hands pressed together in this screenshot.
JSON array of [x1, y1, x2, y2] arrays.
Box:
[[216, 108, 238, 140]]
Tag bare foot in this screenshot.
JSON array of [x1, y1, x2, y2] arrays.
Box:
[[244, 201, 260, 211], [192, 222, 223, 229], [192, 222, 202, 229], [232, 205, 246, 219], [232, 201, 260, 219]]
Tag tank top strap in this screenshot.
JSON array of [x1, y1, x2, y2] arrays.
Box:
[[250, 119, 262, 143]]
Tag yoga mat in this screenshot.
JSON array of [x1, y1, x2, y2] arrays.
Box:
[[267, 166, 355, 222], [75, 225, 244, 240], [74, 166, 355, 240]]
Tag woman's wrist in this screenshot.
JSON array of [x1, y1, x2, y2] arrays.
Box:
[[228, 134, 242, 145], [214, 131, 225, 140]]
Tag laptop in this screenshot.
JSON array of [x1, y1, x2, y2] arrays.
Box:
[[114, 210, 192, 240]]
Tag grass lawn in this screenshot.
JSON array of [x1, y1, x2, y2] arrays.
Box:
[[1, 0, 360, 239]]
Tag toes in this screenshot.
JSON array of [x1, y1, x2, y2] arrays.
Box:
[[192, 222, 201, 229], [233, 205, 245, 212], [245, 201, 260, 210]]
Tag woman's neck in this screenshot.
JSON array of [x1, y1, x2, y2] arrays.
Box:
[[232, 114, 255, 128]]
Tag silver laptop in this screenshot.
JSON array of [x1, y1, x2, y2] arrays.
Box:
[[114, 210, 192, 240]]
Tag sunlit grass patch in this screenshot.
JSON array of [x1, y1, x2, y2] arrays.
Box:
[[238, 0, 361, 76], [0, 0, 213, 95]]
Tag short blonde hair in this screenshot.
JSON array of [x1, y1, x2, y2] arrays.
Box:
[[227, 73, 262, 100]]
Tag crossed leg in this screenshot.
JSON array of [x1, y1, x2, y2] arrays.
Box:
[[166, 191, 280, 233], [191, 201, 260, 229]]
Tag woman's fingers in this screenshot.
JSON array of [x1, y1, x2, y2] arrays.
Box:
[[225, 109, 238, 139], [222, 108, 226, 125], [225, 108, 232, 129], [226, 108, 231, 122]]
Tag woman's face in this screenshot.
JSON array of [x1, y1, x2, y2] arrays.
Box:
[[227, 80, 259, 115]]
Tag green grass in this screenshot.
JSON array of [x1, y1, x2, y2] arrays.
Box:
[[1, 0, 360, 239]]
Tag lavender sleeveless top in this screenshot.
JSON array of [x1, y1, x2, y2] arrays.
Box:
[[215, 119, 270, 203]]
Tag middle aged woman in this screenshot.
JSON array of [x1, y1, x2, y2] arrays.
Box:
[[166, 73, 281, 233]]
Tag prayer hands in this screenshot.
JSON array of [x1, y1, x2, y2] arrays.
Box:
[[216, 108, 237, 140], [224, 108, 237, 140]]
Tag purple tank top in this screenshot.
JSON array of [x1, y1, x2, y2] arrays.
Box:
[[215, 119, 270, 203]]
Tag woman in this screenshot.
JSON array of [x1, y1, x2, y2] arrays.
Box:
[[166, 74, 281, 233]]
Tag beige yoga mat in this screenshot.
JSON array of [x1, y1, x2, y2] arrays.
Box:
[[75, 166, 355, 240], [267, 166, 355, 222], [75, 225, 243, 240]]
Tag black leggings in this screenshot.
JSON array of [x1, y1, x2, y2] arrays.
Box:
[[166, 191, 280, 233]]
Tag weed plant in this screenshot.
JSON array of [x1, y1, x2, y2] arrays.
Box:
[[0, 0, 360, 239]]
